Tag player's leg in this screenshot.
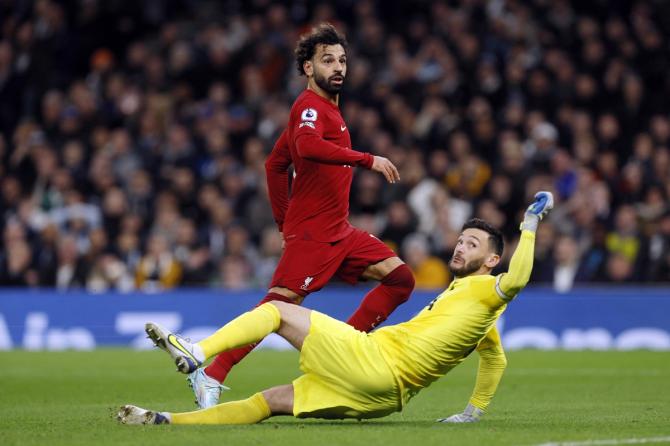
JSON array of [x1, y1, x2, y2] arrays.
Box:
[[169, 384, 294, 424], [346, 256, 414, 331], [198, 300, 311, 352], [146, 301, 311, 372], [191, 288, 301, 408], [262, 384, 294, 415], [338, 231, 415, 332], [193, 238, 344, 407], [203, 288, 303, 383], [202, 236, 335, 386], [118, 384, 294, 425]]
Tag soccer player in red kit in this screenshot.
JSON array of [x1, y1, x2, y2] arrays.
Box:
[[187, 23, 415, 408]]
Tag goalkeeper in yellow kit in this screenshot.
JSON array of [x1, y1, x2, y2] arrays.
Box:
[[118, 191, 554, 426]]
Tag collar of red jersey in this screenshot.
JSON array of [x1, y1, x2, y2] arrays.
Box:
[[305, 88, 339, 109]]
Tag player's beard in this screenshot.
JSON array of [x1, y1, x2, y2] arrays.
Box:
[[448, 256, 485, 278], [314, 69, 344, 95]]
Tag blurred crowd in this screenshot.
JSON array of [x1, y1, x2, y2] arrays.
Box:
[[1, 0, 669, 293]]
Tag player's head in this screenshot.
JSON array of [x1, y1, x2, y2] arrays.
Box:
[[449, 218, 504, 278], [295, 23, 348, 95]]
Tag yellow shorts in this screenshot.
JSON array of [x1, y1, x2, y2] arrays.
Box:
[[292, 311, 401, 420]]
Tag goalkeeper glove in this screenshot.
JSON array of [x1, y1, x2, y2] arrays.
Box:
[[520, 191, 554, 233], [436, 403, 484, 423]]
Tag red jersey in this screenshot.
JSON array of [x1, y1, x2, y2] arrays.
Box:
[[265, 89, 374, 243]]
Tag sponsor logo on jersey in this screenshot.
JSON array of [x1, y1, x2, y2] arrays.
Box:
[[299, 121, 315, 129], [300, 276, 314, 291], [301, 108, 318, 122], [340, 125, 346, 132]]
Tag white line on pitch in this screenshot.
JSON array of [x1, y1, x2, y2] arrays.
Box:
[[510, 368, 665, 376], [534, 435, 670, 446]]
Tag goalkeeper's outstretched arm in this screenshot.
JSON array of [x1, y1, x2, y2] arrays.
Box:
[[497, 191, 554, 301]]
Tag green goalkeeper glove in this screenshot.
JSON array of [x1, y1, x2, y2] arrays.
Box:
[[436, 403, 484, 423]]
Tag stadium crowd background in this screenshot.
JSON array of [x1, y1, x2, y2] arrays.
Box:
[[0, 0, 669, 293]]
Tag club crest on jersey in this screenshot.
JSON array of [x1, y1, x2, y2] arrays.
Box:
[[300, 276, 314, 291], [301, 108, 318, 122]]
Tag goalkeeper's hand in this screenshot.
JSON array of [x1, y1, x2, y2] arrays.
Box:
[[520, 191, 554, 233], [436, 403, 484, 423]]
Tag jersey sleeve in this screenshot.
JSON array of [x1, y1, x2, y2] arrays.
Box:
[[264, 130, 292, 232], [495, 230, 536, 302], [468, 326, 507, 411], [292, 103, 374, 168]]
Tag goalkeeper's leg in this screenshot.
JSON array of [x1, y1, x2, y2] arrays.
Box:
[[198, 301, 311, 357], [118, 384, 294, 425], [170, 384, 293, 424], [146, 301, 312, 373]]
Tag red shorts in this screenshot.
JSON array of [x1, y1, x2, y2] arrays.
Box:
[[270, 228, 396, 296]]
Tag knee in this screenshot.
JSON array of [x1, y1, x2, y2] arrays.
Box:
[[262, 385, 294, 415], [268, 300, 295, 315]]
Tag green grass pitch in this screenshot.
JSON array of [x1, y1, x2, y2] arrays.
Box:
[[1, 350, 668, 446]]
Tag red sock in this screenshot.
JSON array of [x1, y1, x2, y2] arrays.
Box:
[[204, 292, 296, 383], [346, 264, 415, 332]]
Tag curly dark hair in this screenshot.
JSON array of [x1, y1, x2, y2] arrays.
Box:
[[461, 218, 504, 256], [294, 23, 348, 76]]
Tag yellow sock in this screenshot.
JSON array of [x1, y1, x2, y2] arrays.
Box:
[[169, 392, 271, 425], [198, 302, 281, 359]]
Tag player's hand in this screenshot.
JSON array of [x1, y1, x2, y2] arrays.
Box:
[[371, 156, 400, 184], [521, 191, 554, 232], [436, 404, 483, 423], [525, 191, 554, 220]]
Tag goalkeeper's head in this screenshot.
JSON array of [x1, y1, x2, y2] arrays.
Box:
[[449, 218, 504, 278]]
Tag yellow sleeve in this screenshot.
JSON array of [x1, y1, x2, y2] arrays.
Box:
[[469, 326, 507, 411], [496, 230, 536, 302]]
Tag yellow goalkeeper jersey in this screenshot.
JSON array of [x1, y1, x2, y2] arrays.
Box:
[[371, 230, 536, 406]]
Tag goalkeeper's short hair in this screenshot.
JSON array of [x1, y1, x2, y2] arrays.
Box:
[[462, 218, 504, 256]]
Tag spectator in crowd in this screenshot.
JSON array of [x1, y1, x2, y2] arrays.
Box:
[[174, 217, 211, 286], [135, 233, 182, 291], [402, 233, 450, 290], [647, 212, 670, 282], [55, 234, 88, 290], [34, 223, 60, 285], [531, 221, 556, 283], [602, 253, 636, 283], [115, 230, 141, 273], [87, 254, 134, 293], [254, 227, 283, 289], [535, 234, 586, 293], [0, 236, 37, 286], [217, 255, 253, 290], [551, 235, 585, 293], [380, 201, 418, 253], [606, 205, 642, 278]]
